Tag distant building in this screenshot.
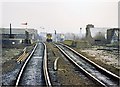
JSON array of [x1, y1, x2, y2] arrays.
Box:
[[85, 24, 94, 44], [0, 28, 38, 48], [90, 27, 108, 45], [107, 28, 120, 44], [53, 33, 65, 42]]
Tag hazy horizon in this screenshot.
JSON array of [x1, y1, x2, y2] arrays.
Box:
[[1, 0, 119, 34]]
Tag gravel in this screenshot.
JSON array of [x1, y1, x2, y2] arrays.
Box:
[[2, 45, 34, 86], [80, 48, 119, 67], [73, 47, 119, 76], [46, 43, 98, 86]]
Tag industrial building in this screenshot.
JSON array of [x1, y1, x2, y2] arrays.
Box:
[[85, 24, 94, 45], [1, 28, 39, 48], [107, 28, 120, 44]]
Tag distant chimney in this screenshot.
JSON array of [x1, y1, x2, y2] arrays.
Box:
[[86, 24, 94, 38], [85, 24, 94, 44], [10, 23, 12, 38]]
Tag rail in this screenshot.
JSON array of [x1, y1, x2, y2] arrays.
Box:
[[55, 43, 119, 87], [61, 43, 120, 79], [15, 43, 38, 86], [43, 43, 52, 87]]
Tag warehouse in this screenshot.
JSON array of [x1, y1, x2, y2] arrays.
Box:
[[1, 28, 38, 48]]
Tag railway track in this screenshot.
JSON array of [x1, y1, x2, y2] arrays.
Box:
[[15, 43, 52, 86], [43, 43, 52, 86], [55, 43, 120, 87]]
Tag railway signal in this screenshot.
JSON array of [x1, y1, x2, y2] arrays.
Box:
[[54, 30, 57, 42]]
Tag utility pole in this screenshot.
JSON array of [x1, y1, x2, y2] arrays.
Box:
[[80, 28, 82, 39], [55, 30, 57, 42], [9, 23, 12, 38]]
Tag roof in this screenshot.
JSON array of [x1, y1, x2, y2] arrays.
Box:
[[0, 28, 38, 34]]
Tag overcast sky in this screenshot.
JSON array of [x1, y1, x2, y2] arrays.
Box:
[[0, 0, 119, 34]]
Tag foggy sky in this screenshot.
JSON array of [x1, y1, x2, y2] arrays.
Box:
[[1, 0, 119, 34]]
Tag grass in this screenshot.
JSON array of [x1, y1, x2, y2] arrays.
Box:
[[63, 40, 73, 46]]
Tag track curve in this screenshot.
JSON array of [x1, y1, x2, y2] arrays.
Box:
[[55, 43, 119, 87]]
